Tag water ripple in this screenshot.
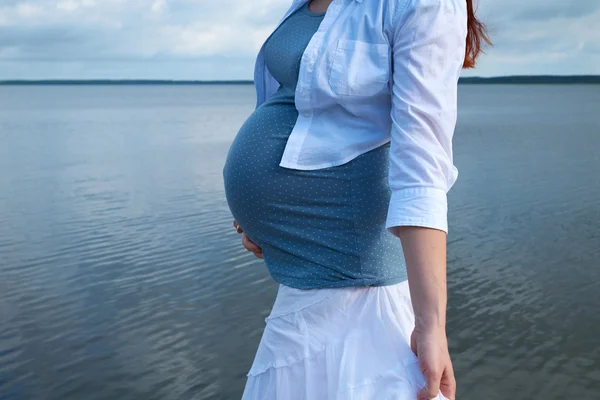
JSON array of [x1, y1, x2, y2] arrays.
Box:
[[1, 84, 599, 399]]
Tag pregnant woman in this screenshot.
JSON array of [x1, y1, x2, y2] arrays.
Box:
[[222, 0, 489, 398]]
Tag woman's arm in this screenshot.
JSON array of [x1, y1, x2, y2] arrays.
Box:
[[399, 226, 447, 331], [398, 226, 453, 399], [385, 0, 468, 399]]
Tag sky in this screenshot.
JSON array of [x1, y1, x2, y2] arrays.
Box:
[[0, 0, 599, 80]]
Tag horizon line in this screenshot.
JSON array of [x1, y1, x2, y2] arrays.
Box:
[[1, 75, 600, 85]]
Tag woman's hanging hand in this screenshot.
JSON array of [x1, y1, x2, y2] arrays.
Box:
[[411, 327, 456, 400]]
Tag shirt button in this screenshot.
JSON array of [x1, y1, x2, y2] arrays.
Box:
[[303, 110, 313, 117]]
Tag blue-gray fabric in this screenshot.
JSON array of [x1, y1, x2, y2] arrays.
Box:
[[222, 2, 407, 289]]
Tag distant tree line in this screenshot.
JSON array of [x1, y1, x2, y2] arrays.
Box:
[[1, 76, 599, 85]]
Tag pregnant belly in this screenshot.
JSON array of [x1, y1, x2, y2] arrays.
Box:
[[222, 98, 399, 287], [222, 102, 299, 241], [223, 101, 392, 259]]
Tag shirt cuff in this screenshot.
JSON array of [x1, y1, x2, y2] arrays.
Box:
[[385, 187, 449, 237]]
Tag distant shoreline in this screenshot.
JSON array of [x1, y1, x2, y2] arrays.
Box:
[[1, 75, 599, 85]]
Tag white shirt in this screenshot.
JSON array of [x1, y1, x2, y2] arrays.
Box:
[[253, 0, 468, 236]]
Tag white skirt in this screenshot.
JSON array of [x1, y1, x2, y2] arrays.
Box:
[[241, 280, 449, 400]]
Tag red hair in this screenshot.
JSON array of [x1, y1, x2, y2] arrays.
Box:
[[463, 0, 491, 69]]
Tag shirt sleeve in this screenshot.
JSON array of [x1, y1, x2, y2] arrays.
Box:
[[385, 0, 467, 238]]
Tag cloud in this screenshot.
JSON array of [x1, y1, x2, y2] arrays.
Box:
[[0, 0, 598, 79], [151, 0, 167, 13], [16, 2, 43, 17], [460, 0, 600, 76], [56, 0, 79, 12], [491, 0, 600, 22]]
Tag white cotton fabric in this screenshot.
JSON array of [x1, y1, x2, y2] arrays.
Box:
[[241, 280, 449, 400], [252, 0, 468, 235]]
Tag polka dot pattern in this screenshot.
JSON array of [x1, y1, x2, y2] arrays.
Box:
[[222, 2, 407, 289]]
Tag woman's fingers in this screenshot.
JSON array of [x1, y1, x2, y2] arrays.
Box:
[[417, 356, 456, 400], [439, 360, 457, 400], [412, 328, 456, 400], [242, 233, 263, 258], [242, 233, 259, 252], [233, 221, 263, 258], [233, 220, 243, 234], [418, 366, 442, 400]]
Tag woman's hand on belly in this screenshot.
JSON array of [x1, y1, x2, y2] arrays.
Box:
[[233, 220, 263, 259]]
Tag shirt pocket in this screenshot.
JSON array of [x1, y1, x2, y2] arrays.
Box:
[[328, 39, 390, 97]]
